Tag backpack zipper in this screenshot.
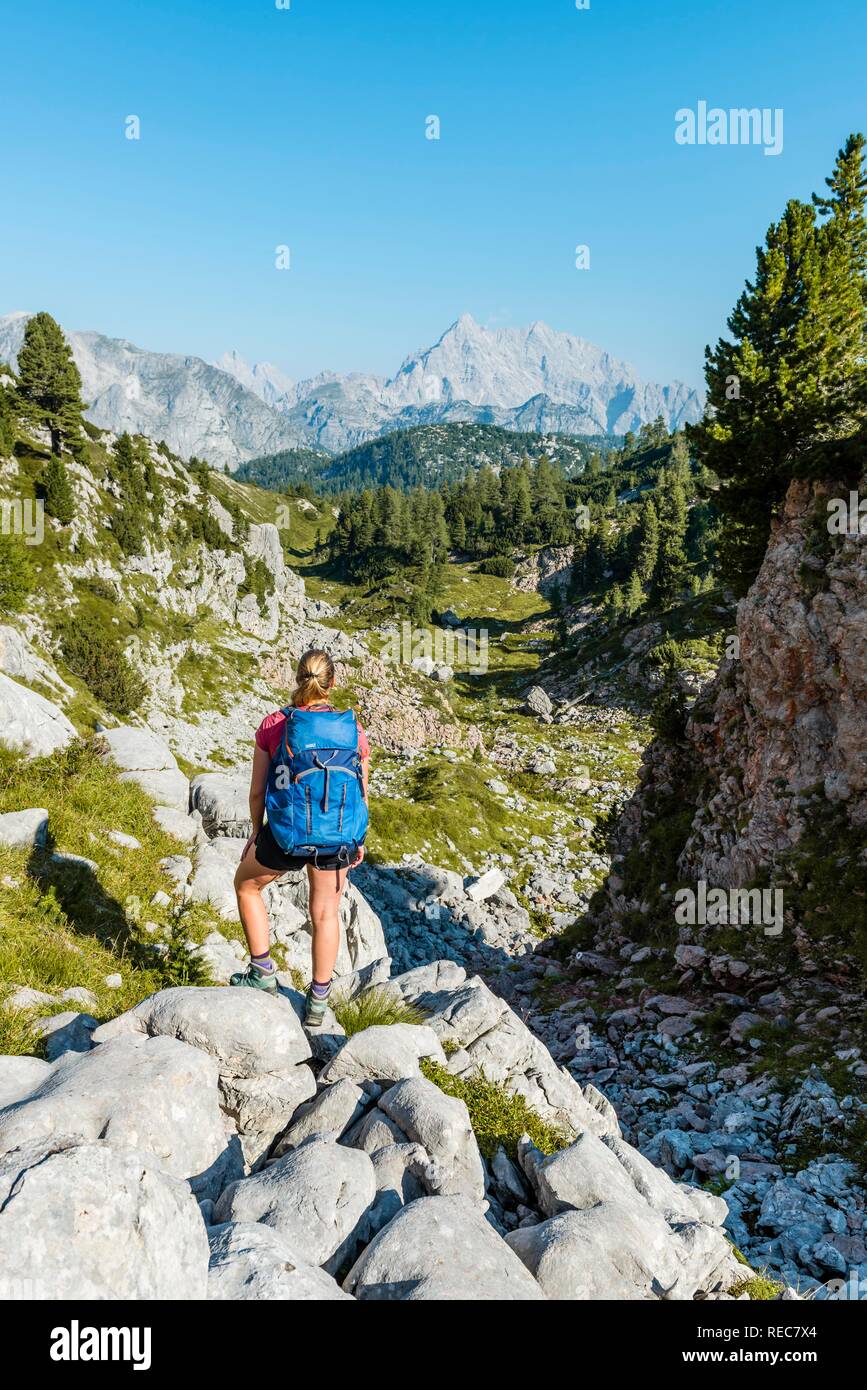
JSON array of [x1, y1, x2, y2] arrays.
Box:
[[337, 784, 347, 833]]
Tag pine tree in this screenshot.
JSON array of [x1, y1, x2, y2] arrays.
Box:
[[653, 470, 689, 606], [15, 312, 85, 456], [42, 454, 75, 524], [690, 134, 867, 591], [604, 583, 625, 623], [510, 466, 533, 533], [0, 376, 15, 455], [635, 497, 659, 585], [135, 436, 164, 513], [0, 530, 34, 612], [624, 570, 645, 618]]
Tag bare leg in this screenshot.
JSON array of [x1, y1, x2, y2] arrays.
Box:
[[234, 850, 284, 957], [307, 863, 350, 982]]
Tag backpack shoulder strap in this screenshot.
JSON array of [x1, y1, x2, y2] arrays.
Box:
[[279, 706, 296, 760]]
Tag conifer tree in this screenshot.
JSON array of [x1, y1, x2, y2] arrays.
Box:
[[0, 375, 15, 455], [15, 312, 85, 456], [0, 530, 34, 612], [604, 583, 625, 623], [635, 497, 659, 585], [42, 454, 75, 524], [653, 470, 689, 606], [624, 570, 646, 618], [690, 134, 867, 591]]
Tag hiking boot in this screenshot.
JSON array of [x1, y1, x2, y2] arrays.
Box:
[[304, 985, 330, 1027], [229, 963, 278, 995]]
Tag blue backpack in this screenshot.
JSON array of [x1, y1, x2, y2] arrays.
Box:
[[264, 706, 368, 862]]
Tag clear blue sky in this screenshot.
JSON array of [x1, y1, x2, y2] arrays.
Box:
[[2, 0, 864, 388]]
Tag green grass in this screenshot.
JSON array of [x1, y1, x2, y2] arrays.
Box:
[[366, 752, 568, 872], [0, 739, 218, 1053], [420, 1056, 572, 1160], [330, 985, 426, 1036], [728, 1274, 785, 1300]]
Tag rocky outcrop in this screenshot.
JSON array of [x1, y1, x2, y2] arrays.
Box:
[[681, 478, 866, 886], [0, 962, 753, 1301], [551, 475, 867, 1293], [0, 625, 72, 696], [513, 545, 575, 599]]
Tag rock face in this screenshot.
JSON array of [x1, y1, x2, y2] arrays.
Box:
[[0, 1056, 52, 1109], [681, 479, 866, 886], [505, 1130, 737, 1300], [377, 1077, 486, 1201], [92, 986, 312, 1075], [0, 625, 71, 695], [0, 674, 75, 757], [0, 1142, 210, 1299], [318, 1024, 446, 1086], [190, 774, 251, 837]]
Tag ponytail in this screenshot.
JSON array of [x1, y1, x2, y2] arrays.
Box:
[[291, 648, 335, 707]]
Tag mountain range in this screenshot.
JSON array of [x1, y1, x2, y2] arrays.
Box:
[[0, 311, 704, 471]]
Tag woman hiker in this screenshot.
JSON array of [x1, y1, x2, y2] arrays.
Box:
[[230, 648, 369, 1026]]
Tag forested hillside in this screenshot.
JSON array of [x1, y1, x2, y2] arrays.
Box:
[[239, 421, 616, 494]]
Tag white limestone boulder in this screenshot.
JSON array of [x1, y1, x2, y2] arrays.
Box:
[[0, 1055, 52, 1110], [0, 1141, 210, 1299], [0, 1034, 239, 1199], [207, 1222, 353, 1301], [214, 1138, 376, 1275], [0, 673, 75, 758], [319, 1023, 446, 1087], [0, 808, 48, 850], [343, 1194, 546, 1301], [99, 724, 188, 811]]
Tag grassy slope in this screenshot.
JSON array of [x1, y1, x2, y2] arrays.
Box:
[[0, 742, 223, 1053]]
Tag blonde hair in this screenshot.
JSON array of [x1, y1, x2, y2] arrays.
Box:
[[291, 648, 335, 707]]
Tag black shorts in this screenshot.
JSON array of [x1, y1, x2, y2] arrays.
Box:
[[254, 823, 350, 873]]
